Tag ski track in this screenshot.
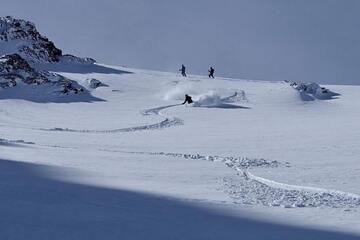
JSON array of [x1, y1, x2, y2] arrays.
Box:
[[99, 149, 360, 209], [0, 138, 35, 146], [39, 104, 183, 133], [3, 100, 360, 209], [3, 135, 360, 209]]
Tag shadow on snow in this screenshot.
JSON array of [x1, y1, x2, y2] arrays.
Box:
[[0, 85, 105, 103], [299, 91, 341, 102], [0, 159, 358, 240], [194, 104, 251, 109], [35, 62, 133, 75]]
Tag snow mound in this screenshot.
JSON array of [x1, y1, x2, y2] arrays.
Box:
[[288, 81, 340, 100]]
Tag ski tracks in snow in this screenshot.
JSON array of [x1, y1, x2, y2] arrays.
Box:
[[0, 138, 35, 147], [40, 104, 184, 133], [99, 149, 360, 209], [7, 99, 360, 209], [6, 136, 360, 209]]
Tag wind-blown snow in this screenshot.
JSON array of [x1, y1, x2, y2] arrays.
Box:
[[163, 81, 248, 108]]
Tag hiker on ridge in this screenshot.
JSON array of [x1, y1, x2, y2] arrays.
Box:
[[179, 64, 187, 77], [208, 67, 215, 78]]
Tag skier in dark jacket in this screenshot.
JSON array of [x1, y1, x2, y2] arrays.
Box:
[[179, 64, 187, 77], [208, 67, 215, 78], [182, 94, 193, 104]]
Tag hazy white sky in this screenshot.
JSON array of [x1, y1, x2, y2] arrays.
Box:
[[1, 0, 360, 84]]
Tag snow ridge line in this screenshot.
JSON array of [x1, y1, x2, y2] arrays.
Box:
[[39, 104, 183, 133], [99, 149, 360, 208]]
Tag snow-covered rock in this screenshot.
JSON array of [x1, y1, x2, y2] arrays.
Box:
[[0, 53, 84, 95], [88, 78, 107, 89], [0, 53, 51, 88], [0, 16, 94, 64], [289, 81, 339, 100], [0, 16, 62, 63], [60, 54, 96, 65], [0, 16, 98, 97]]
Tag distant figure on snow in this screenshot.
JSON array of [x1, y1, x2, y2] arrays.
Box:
[[208, 67, 215, 78], [179, 64, 187, 77], [182, 94, 193, 104]]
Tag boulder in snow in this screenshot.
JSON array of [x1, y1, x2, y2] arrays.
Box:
[[289, 81, 340, 100], [88, 78, 107, 89]]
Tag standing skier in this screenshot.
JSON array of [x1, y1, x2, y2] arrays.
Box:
[[179, 64, 187, 77], [182, 94, 193, 104], [208, 67, 215, 78]]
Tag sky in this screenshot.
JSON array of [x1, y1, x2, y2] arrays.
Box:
[[1, 0, 360, 84]]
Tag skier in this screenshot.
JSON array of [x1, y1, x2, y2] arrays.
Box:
[[208, 67, 215, 78], [182, 94, 193, 104], [179, 64, 187, 77]]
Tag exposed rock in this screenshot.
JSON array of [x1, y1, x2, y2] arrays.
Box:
[[0, 53, 84, 95], [0, 53, 49, 87], [286, 80, 340, 100], [88, 78, 107, 89], [60, 54, 96, 65], [0, 16, 99, 97], [0, 16, 94, 64]]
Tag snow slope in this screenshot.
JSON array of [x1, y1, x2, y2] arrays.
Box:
[[1, 64, 360, 239], [3, 1, 360, 84]]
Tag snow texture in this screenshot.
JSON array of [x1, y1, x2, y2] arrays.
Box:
[[1, 16, 360, 240]]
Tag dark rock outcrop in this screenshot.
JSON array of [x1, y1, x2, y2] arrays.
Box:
[[0, 53, 84, 95], [0, 16, 94, 64], [0, 16, 97, 96]]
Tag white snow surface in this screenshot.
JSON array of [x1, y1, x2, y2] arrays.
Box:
[[1, 64, 360, 239]]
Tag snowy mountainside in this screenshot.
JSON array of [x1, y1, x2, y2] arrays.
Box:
[[0, 16, 94, 64], [1, 63, 360, 239], [0, 16, 105, 100], [0, 17, 360, 240], [0, 53, 95, 101], [0, 53, 59, 85]]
